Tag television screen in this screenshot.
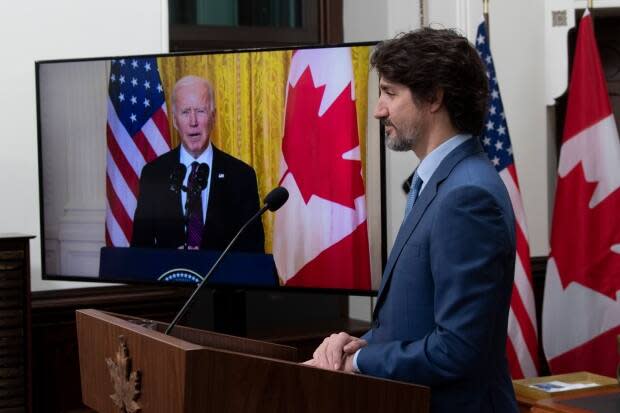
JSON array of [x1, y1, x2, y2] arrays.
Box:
[[36, 43, 384, 294]]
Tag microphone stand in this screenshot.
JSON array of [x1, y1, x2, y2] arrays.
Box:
[[164, 204, 269, 335]]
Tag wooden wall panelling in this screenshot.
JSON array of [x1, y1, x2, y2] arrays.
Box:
[[0, 234, 34, 413]]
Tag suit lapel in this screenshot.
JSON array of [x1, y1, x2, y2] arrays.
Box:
[[373, 138, 484, 316]]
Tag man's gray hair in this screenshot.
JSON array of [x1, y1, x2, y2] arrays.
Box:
[[171, 75, 216, 114]]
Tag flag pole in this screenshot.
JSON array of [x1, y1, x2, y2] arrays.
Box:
[[483, 0, 490, 45]]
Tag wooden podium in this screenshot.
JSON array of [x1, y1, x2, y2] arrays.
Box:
[[76, 309, 430, 413]]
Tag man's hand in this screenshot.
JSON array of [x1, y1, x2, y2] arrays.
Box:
[[305, 332, 367, 372]]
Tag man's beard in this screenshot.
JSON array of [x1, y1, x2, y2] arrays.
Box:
[[382, 119, 416, 152]]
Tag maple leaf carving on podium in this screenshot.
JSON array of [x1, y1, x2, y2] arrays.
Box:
[[282, 66, 365, 209], [106, 335, 142, 413]]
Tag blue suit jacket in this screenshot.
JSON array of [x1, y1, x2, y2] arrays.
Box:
[[358, 138, 518, 413]]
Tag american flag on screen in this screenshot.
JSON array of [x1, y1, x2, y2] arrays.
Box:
[[105, 57, 171, 246], [475, 21, 539, 378]]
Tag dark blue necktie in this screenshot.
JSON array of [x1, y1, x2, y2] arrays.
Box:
[[404, 173, 423, 218]]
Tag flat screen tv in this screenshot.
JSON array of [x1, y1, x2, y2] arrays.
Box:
[[36, 42, 385, 295]]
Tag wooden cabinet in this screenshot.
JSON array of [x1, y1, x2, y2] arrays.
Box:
[[0, 234, 34, 413]]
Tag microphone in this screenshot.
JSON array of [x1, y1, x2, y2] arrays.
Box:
[[195, 163, 210, 190], [169, 164, 187, 193], [188, 163, 209, 197], [263, 186, 289, 211], [164, 186, 290, 335]]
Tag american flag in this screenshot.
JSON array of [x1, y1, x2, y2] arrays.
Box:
[[475, 21, 539, 378], [105, 57, 171, 246]]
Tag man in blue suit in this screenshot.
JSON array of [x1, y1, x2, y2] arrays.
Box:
[[306, 28, 519, 412]]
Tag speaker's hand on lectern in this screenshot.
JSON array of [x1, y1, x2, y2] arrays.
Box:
[[302, 332, 367, 373]]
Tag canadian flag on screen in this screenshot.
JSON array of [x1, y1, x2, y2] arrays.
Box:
[[272, 48, 371, 290], [542, 10, 620, 376]]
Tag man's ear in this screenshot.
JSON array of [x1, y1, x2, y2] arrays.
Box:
[[429, 88, 444, 113]]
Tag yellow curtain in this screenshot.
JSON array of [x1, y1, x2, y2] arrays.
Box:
[[351, 46, 370, 181], [157, 46, 370, 253]]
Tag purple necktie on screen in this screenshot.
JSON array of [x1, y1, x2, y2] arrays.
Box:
[[186, 161, 204, 248]]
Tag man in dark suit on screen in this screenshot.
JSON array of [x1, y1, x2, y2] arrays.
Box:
[[131, 75, 264, 253], [305, 28, 518, 413]]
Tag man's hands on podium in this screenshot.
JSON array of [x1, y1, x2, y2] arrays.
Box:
[[302, 332, 367, 373]]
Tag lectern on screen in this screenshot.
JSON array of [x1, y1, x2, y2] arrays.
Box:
[[36, 42, 386, 294]]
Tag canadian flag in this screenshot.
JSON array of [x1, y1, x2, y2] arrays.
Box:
[[273, 48, 371, 290], [542, 10, 620, 376]]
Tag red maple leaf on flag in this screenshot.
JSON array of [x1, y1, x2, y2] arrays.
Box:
[[281, 67, 365, 209], [551, 164, 620, 299]]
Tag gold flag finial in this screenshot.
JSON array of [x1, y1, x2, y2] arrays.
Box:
[[483, 0, 490, 36], [588, 0, 593, 9]]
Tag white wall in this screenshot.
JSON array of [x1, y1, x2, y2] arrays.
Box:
[[0, 1, 167, 291], [486, 1, 550, 256]]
